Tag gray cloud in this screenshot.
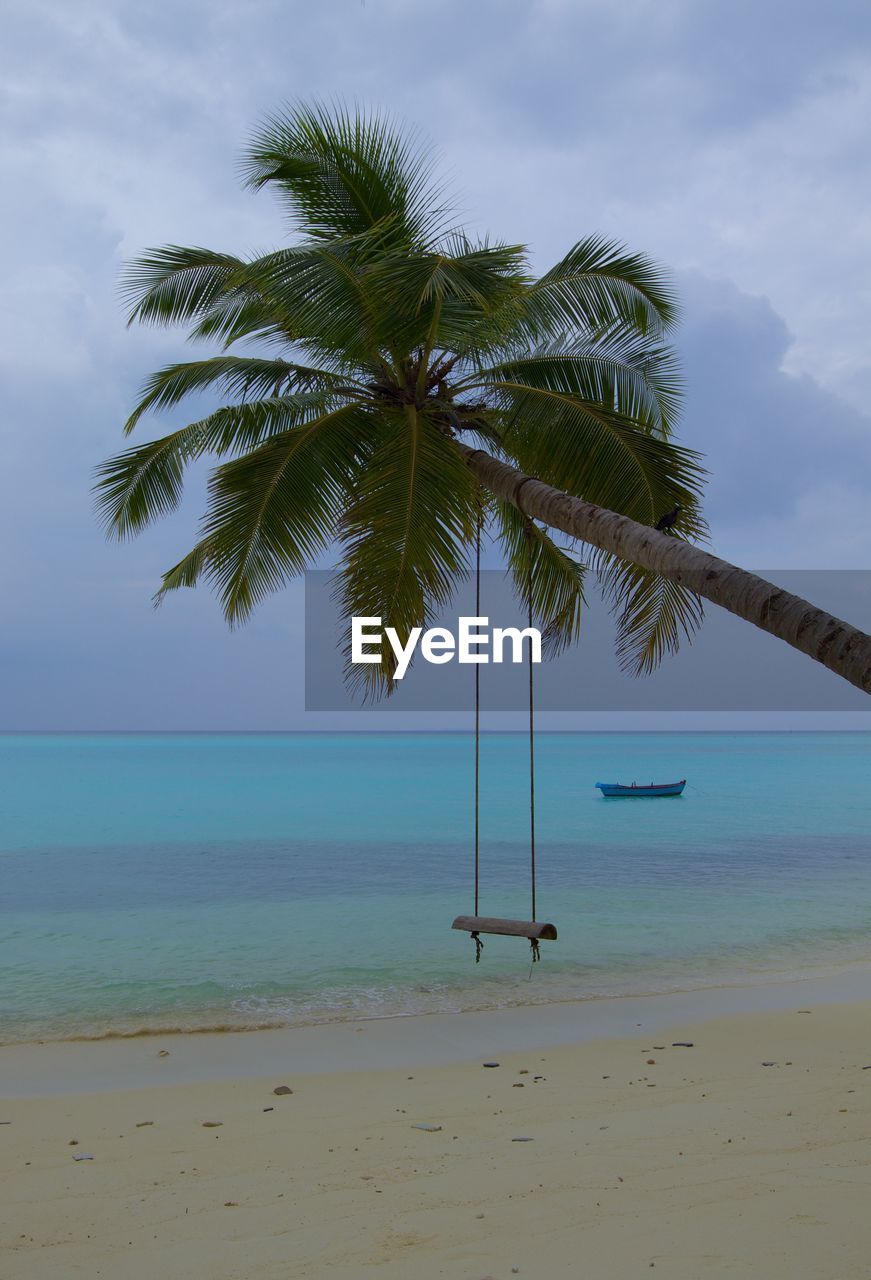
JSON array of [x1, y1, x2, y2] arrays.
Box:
[[678, 273, 871, 566]]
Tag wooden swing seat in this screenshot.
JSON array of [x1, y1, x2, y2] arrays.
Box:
[[452, 915, 557, 941]]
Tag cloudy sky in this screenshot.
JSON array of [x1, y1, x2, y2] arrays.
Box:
[[2, 0, 870, 728]]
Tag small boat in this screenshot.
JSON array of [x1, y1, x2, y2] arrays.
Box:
[[595, 779, 686, 798]]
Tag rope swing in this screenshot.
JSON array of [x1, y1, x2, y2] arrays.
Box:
[[452, 506, 557, 961]]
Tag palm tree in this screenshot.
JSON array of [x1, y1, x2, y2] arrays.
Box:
[[96, 102, 871, 695]]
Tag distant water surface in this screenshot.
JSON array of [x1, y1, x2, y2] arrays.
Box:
[[1, 732, 870, 1043]]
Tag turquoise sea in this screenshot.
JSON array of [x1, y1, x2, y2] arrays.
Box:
[[2, 732, 871, 1044]]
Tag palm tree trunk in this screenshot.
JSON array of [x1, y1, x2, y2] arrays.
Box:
[[458, 443, 871, 696]]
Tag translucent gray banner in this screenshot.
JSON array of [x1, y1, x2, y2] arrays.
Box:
[[304, 569, 871, 711]]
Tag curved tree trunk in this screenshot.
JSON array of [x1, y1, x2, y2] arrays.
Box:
[[458, 443, 871, 696]]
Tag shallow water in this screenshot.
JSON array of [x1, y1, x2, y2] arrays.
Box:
[[2, 732, 870, 1042]]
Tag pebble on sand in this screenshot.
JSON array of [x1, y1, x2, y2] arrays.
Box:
[[273, 1086, 293, 1096], [412, 1123, 442, 1132], [72, 1153, 94, 1161], [202, 1122, 223, 1128], [483, 1062, 500, 1068]]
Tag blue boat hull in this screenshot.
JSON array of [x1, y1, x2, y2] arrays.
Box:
[[596, 780, 686, 798]]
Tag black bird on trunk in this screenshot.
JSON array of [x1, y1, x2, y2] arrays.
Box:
[[655, 503, 681, 533]]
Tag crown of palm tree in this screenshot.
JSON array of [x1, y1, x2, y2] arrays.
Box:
[[96, 101, 706, 692]]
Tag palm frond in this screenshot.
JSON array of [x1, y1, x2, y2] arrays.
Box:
[[493, 500, 586, 654], [175, 403, 375, 623], [97, 391, 343, 537], [378, 240, 527, 311], [339, 410, 477, 696], [154, 540, 213, 602], [594, 549, 704, 675], [241, 101, 452, 246], [120, 246, 253, 328], [95, 426, 203, 539], [469, 325, 683, 436], [482, 378, 704, 527], [519, 235, 678, 343], [180, 245, 327, 347], [226, 232, 412, 366], [122, 243, 332, 348], [124, 356, 353, 433]]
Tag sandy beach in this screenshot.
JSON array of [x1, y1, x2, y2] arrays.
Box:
[[3, 981, 871, 1279]]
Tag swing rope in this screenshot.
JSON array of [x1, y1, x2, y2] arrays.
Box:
[[472, 497, 483, 963], [474, 497, 482, 918], [524, 519, 539, 961], [468, 509, 540, 962], [525, 519, 536, 926]]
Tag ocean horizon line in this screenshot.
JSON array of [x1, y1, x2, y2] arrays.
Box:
[[3, 727, 871, 736]]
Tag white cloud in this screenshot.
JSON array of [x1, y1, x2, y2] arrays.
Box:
[[433, 49, 871, 411]]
